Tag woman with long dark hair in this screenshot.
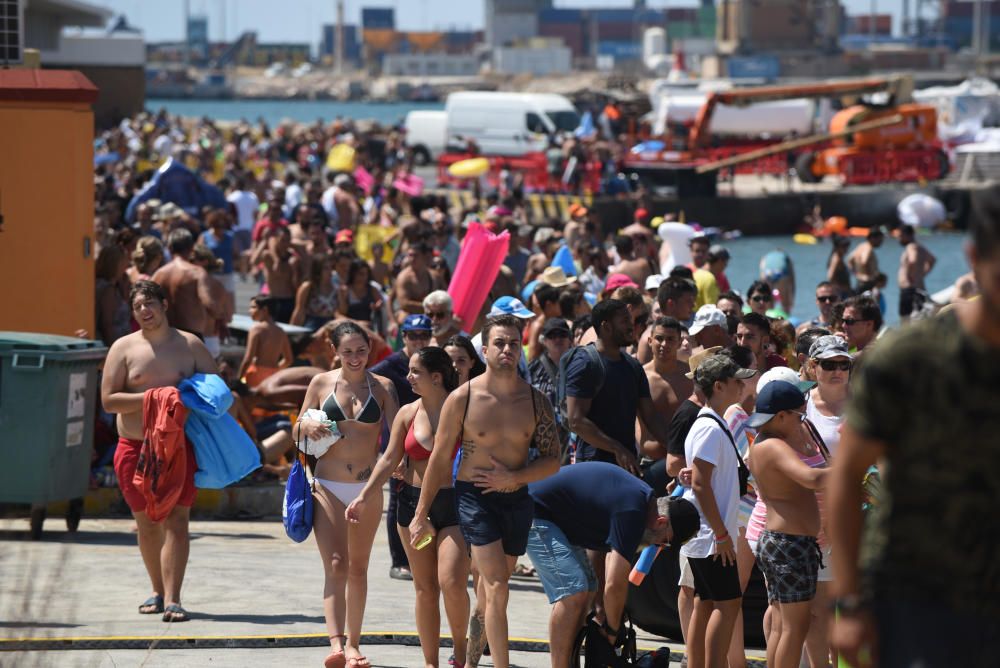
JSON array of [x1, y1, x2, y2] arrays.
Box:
[[296, 322, 399, 668], [346, 347, 470, 668], [338, 259, 382, 329], [444, 335, 485, 385]]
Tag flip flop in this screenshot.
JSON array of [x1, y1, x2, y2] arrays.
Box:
[[324, 650, 346, 668], [162, 604, 190, 623], [346, 655, 370, 667], [138, 595, 163, 614]]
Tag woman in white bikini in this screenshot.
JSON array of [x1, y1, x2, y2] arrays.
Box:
[[296, 321, 398, 668]]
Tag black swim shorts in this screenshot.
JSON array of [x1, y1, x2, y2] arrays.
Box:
[[455, 480, 533, 557], [396, 481, 459, 532], [899, 287, 919, 318], [756, 530, 821, 604], [687, 555, 742, 602]]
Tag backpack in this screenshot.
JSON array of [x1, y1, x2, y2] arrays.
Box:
[[283, 435, 315, 543]]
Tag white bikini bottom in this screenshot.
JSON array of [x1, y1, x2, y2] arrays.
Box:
[[313, 478, 366, 507]]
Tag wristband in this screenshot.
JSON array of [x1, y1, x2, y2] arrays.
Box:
[[831, 594, 869, 615], [714, 531, 729, 541]]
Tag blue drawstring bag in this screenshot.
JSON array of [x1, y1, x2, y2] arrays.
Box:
[[283, 435, 314, 543]]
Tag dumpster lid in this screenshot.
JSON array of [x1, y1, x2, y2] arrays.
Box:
[[0, 332, 107, 353]]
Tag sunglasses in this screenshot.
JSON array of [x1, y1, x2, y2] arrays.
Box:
[[405, 331, 432, 340], [819, 359, 852, 372], [790, 411, 808, 422], [841, 318, 870, 326], [816, 295, 839, 303], [750, 295, 772, 303], [425, 310, 449, 320]]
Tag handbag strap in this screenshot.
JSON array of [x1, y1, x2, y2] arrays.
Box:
[[696, 413, 749, 473]]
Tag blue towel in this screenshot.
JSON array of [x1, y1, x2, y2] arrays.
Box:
[[178, 374, 261, 488]]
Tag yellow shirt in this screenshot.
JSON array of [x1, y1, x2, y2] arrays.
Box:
[[693, 268, 720, 308]]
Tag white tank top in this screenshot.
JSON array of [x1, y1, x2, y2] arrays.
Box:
[[806, 392, 844, 456]]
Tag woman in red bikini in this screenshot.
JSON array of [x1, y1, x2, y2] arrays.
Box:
[[347, 346, 470, 668]]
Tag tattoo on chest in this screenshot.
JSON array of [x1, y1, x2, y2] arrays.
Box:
[[355, 465, 372, 482]]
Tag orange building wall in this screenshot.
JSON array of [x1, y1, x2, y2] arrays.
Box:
[[0, 100, 95, 336]]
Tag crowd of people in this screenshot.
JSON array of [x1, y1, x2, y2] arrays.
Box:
[[91, 109, 997, 668]]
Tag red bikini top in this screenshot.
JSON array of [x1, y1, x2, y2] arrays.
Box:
[[404, 418, 459, 461]]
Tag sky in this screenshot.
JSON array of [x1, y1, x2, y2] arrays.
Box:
[[94, 0, 909, 45]]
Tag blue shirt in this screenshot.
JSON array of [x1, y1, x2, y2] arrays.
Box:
[[529, 462, 653, 556], [201, 229, 235, 274], [371, 350, 418, 407]]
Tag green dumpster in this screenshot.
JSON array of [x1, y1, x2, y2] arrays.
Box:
[[0, 332, 107, 538]]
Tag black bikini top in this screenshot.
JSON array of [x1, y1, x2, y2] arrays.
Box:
[[321, 373, 382, 424]]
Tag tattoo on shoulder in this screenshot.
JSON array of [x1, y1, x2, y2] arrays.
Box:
[[355, 465, 372, 482], [531, 390, 560, 459]]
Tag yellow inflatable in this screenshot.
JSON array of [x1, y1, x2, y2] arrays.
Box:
[[326, 143, 355, 172], [448, 157, 490, 179], [793, 233, 818, 245]]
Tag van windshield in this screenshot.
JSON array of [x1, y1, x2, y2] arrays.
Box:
[[547, 110, 581, 132]]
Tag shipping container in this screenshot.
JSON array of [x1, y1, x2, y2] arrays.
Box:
[[666, 8, 698, 22], [597, 21, 638, 41], [362, 7, 395, 30], [540, 8, 582, 24], [848, 15, 892, 35], [726, 55, 781, 80], [539, 22, 585, 57], [942, 1, 1000, 19], [597, 40, 642, 60]]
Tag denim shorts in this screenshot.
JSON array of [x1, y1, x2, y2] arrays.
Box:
[[525, 519, 597, 604]]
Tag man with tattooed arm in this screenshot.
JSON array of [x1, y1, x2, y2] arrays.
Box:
[[409, 314, 562, 668]]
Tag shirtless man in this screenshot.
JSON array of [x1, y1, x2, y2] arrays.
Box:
[[394, 241, 438, 324], [897, 224, 937, 321], [641, 316, 693, 462], [611, 234, 654, 288], [250, 227, 300, 324], [151, 229, 231, 339], [237, 294, 293, 387], [409, 314, 561, 668], [846, 226, 884, 286], [101, 280, 217, 623], [747, 381, 829, 668]]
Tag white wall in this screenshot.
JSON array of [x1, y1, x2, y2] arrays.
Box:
[[40, 32, 145, 67], [383, 53, 479, 76], [493, 45, 571, 75]]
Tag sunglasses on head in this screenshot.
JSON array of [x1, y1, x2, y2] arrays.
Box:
[[841, 317, 869, 326], [816, 295, 839, 303], [819, 359, 852, 372]]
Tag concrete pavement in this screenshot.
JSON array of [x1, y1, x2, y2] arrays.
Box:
[[0, 496, 744, 668]]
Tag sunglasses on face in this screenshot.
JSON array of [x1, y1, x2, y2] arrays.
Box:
[[405, 331, 432, 340], [841, 318, 869, 326], [819, 359, 852, 372], [426, 310, 448, 320], [750, 295, 772, 303], [816, 295, 839, 303], [789, 410, 808, 422]]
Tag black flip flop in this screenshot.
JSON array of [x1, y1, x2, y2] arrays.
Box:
[[138, 595, 163, 614], [162, 604, 190, 622]]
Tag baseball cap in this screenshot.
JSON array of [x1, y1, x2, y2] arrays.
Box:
[[644, 274, 665, 292], [756, 366, 816, 395], [684, 346, 723, 380], [666, 497, 700, 546], [693, 354, 757, 389], [605, 273, 639, 292], [401, 314, 432, 333], [809, 335, 853, 360], [747, 380, 807, 429], [488, 296, 535, 319], [541, 317, 571, 338], [688, 304, 728, 336], [334, 229, 354, 244]]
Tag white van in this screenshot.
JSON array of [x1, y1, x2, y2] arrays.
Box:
[[445, 92, 580, 156], [403, 110, 448, 165]]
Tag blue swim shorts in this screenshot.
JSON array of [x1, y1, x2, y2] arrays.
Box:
[[525, 519, 597, 604], [455, 480, 533, 556]]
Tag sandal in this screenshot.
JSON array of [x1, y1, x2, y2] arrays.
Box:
[[346, 655, 370, 667], [162, 604, 190, 623], [324, 650, 346, 668], [512, 563, 536, 578], [138, 595, 163, 614]]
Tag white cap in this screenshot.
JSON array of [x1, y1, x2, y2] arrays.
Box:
[[644, 274, 665, 291], [688, 304, 728, 336], [755, 366, 817, 396]]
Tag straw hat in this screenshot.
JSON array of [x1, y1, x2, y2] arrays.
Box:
[[539, 266, 576, 288]]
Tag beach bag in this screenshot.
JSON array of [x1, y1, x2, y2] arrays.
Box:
[[283, 435, 314, 543]]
